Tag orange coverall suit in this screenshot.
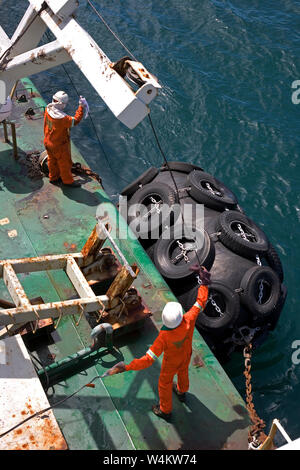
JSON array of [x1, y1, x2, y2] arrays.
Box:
[[43, 105, 84, 184], [125, 285, 209, 414]]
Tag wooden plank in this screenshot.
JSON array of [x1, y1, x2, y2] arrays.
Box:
[[0, 335, 67, 450]]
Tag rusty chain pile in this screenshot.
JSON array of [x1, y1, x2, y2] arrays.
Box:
[[71, 162, 102, 186], [23, 152, 103, 187], [243, 342, 268, 448], [23, 152, 44, 179]]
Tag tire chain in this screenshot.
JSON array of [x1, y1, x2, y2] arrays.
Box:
[[208, 294, 225, 317], [243, 343, 268, 448]]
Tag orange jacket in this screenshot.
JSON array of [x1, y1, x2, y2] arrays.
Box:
[[125, 285, 208, 373], [43, 105, 84, 150]]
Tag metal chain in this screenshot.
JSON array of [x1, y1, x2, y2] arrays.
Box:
[[150, 196, 162, 214], [258, 279, 264, 305], [243, 343, 267, 448], [205, 182, 215, 195], [142, 196, 162, 219], [24, 155, 104, 186], [23, 152, 44, 179], [72, 162, 102, 185], [205, 182, 222, 197], [172, 240, 190, 263], [237, 223, 248, 241], [208, 294, 224, 317]]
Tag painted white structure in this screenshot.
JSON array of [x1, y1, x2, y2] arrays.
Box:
[[0, 0, 161, 128], [0, 335, 67, 449]]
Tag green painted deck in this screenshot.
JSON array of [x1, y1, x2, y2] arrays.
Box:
[[0, 78, 250, 450]]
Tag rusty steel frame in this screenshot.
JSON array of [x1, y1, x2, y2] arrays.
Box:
[[0, 252, 109, 327], [0, 223, 140, 327]]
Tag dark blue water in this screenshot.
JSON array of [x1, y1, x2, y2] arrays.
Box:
[[1, 0, 300, 444]]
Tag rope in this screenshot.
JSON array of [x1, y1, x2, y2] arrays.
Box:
[[86, 0, 138, 61]]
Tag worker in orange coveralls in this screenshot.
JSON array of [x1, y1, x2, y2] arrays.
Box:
[[107, 266, 211, 420], [44, 91, 89, 187]]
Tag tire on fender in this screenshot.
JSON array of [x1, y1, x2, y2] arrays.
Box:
[[127, 182, 179, 240], [263, 242, 284, 283], [153, 226, 215, 281], [187, 170, 238, 211], [196, 282, 240, 334], [120, 167, 159, 197], [240, 266, 281, 318], [216, 210, 269, 259], [160, 161, 204, 174]]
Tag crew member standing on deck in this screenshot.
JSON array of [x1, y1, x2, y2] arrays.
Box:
[[44, 91, 89, 187], [107, 266, 211, 420]]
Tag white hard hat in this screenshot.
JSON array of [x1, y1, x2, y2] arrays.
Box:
[[162, 302, 183, 329], [52, 90, 69, 105]]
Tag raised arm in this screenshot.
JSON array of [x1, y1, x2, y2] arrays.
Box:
[[186, 285, 209, 322], [63, 104, 84, 128], [125, 332, 165, 371]]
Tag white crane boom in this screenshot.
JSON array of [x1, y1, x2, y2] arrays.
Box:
[[0, 0, 161, 128]]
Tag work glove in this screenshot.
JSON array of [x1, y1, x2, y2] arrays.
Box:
[[79, 95, 89, 119], [106, 361, 126, 376], [190, 264, 211, 286]]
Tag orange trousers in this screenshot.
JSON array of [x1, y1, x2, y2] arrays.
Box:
[[159, 357, 190, 414], [47, 144, 74, 184]]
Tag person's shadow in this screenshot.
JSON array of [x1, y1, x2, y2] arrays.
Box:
[[60, 176, 109, 207]]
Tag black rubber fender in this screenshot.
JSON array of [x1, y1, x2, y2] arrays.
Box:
[[264, 242, 284, 283], [240, 266, 281, 318], [160, 161, 204, 174], [187, 170, 238, 211], [121, 166, 159, 197], [127, 182, 179, 240], [267, 284, 287, 330], [196, 282, 240, 334], [216, 210, 269, 259], [153, 226, 215, 280]]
